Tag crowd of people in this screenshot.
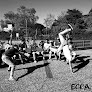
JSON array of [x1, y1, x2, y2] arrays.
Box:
[[0, 24, 76, 81]]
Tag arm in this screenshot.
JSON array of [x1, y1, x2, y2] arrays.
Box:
[[18, 53, 24, 64], [16, 49, 24, 64]]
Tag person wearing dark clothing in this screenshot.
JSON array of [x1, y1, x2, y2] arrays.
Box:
[[2, 46, 23, 81]]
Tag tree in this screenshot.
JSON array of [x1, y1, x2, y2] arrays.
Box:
[[57, 11, 68, 23], [3, 6, 39, 39], [17, 6, 39, 25], [44, 14, 55, 28], [88, 8, 92, 16], [51, 12, 69, 39], [84, 15, 92, 31], [17, 6, 39, 38], [4, 6, 39, 29], [65, 9, 83, 25], [76, 18, 87, 29], [4, 11, 15, 23], [0, 20, 6, 29]]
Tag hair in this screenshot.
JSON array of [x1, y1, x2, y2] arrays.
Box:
[[46, 39, 49, 41], [13, 44, 19, 49]]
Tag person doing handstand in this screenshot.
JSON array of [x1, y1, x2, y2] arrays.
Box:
[[57, 24, 74, 73]]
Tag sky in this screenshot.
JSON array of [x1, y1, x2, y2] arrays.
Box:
[[0, 0, 92, 24]]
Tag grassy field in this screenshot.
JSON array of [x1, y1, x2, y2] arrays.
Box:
[[0, 49, 92, 92]]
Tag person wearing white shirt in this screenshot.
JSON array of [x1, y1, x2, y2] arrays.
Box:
[[57, 24, 74, 73]]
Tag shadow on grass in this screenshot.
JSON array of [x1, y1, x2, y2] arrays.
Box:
[[16, 62, 51, 81], [0, 64, 8, 68], [72, 55, 91, 73]]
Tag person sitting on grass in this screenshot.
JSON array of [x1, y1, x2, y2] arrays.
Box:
[[32, 42, 44, 63], [43, 39, 52, 59]]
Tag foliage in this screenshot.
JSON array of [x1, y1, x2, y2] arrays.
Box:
[[0, 7, 92, 40], [44, 14, 55, 28], [0, 31, 10, 40], [65, 9, 83, 25], [88, 8, 92, 16], [2, 6, 40, 39]]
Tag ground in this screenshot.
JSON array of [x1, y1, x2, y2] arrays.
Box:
[[0, 49, 92, 92]]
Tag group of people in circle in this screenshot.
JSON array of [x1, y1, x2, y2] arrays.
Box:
[[0, 24, 76, 81]]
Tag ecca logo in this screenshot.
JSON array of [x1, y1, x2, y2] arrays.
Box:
[[71, 83, 91, 91]]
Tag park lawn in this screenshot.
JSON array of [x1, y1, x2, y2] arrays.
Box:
[[0, 49, 92, 92]]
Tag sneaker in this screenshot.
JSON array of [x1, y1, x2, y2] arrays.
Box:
[[34, 60, 37, 63], [9, 77, 16, 81], [8, 67, 11, 71]]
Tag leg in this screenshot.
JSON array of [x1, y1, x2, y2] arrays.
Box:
[[32, 52, 37, 63], [41, 51, 45, 60], [2, 55, 15, 80], [50, 47, 57, 59], [49, 51, 52, 59], [8, 66, 11, 71], [58, 29, 71, 45], [58, 51, 61, 60], [9, 64, 15, 80], [57, 44, 63, 53], [59, 28, 71, 35]]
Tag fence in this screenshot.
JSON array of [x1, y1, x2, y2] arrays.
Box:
[[12, 40, 92, 49], [36, 40, 92, 50], [72, 40, 92, 49], [1, 39, 92, 50]]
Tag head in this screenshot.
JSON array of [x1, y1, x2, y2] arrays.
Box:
[[4, 43, 12, 51], [46, 39, 49, 43], [13, 45, 19, 50], [57, 37, 60, 42]]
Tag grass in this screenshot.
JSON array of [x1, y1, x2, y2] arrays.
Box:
[[0, 49, 92, 92]]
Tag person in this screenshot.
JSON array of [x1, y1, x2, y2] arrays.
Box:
[[44, 39, 51, 51], [1, 45, 23, 81], [19, 39, 27, 52], [57, 24, 74, 73], [31, 40, 38, 63], [3, 43, 12, 50], [32, 42, 44, 63], [67, 38, 76, 60], [43, 39, 52, 59], [52, 38, 62, 60], [39, 40, 45, 50], [65, 32, 76, 61], [54, 38, 61, 48]]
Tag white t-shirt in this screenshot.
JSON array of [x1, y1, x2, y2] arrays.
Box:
[[44, 43, 51, 50], [4, 43, 12, 50]]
